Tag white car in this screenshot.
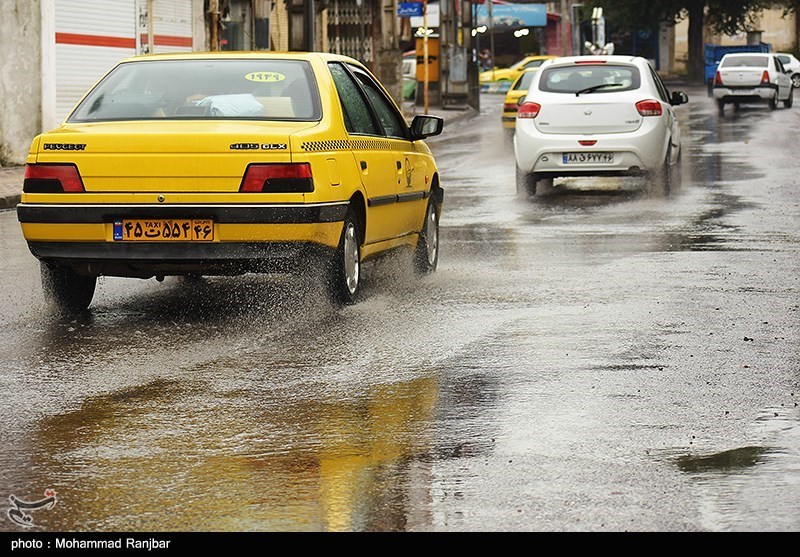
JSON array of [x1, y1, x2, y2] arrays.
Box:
[[776, 52, 800, 88], [713, 52, 794, 115], [514, 55, 688, 197]]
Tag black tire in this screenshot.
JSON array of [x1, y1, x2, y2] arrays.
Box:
[[326, 209, 361, 306], [792, 74, 800, 89], [515, 165, 536, 197], [784, 87, 794, 108], [414, 197, 440, 276], [717, 99, 725, 116], [707, 79, 713, 97], [660, 145, 673, 196], [769, 91, 778, 110], [41, 262, 96, 314], [534, 177, 555, 196]]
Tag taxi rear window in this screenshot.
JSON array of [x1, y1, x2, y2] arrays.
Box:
[[68, 59, 322, 122]]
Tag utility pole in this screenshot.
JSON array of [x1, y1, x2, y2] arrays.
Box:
[[209, 0, 219, 51], [305, 0, 315, 51], [423, 0, 429, 114], [488, 0, 495, 81]]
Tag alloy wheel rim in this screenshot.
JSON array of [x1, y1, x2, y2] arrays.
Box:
[[426, 208, 438, 265], [344, 222, 359, 295]]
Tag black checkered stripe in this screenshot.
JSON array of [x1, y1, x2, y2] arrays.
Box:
[[300, 138, 415, 152]]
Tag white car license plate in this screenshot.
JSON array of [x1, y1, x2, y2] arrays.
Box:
[[563, 152, 614, 164]]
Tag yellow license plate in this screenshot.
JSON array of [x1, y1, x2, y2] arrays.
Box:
[[113, 219, 214, 241]]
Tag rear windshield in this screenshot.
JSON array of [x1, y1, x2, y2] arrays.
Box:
[[513, 71, 537, 91], [720, 56, 769, 68], [68, 59, 322, 122], [538, 64, 640, 94]]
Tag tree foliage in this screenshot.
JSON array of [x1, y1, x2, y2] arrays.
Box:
[[578, 0, 797, 82], [579, 0, 775, 35]]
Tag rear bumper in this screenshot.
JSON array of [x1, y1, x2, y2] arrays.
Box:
[[26, 240, 333, 278], [713, 84, 776, 102], [514, 120, 668, 177], [18, 201, 347, 277]]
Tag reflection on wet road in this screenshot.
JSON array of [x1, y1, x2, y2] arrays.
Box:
[[1, 88, 799, 532]]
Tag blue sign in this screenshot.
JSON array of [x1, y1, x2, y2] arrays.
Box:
[[476, 4, 547, 28], [398, 2, 424, 18]]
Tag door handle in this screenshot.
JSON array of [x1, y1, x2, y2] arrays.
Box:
[[396, 161, 402, 170], [360, 160, 367, 170]]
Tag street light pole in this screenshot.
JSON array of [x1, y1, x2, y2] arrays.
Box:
[[423, 0, 429, 114], [488, 0, 495, 81], [305, 0, 315, 52]]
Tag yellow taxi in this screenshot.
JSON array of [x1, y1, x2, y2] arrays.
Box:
[[479, 55, 556, 84], [17, 52, 444, 312], [502, 68, 539, 134]]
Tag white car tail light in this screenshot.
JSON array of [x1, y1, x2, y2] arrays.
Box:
[[517, 101, 541, 119], [635, 99, 662, 117]]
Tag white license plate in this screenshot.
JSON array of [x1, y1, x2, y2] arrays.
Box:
[[562, 152, 614, 164]]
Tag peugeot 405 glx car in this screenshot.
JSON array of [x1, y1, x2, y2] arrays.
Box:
[[514, 55, 688, 197], [17, 52, 444, 313]]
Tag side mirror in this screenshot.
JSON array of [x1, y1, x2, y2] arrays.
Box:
[[410, 115, 444, 140], [670, 90, 689, 106]]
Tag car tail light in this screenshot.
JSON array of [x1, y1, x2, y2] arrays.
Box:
[[579, 140, 597, 146], [760, 70, 770, 85], [714, 71, 723, 86], [635, 99, 663, 117], [239, 163, 314, 193], [517, 101, 541, 119], [23, 164, 85, 193], [503, 103, 519, 112]]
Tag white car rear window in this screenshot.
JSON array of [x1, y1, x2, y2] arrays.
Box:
[[538, 64, 641, 94], [69, 59, 322, 122], [720, 56, 769, 68]]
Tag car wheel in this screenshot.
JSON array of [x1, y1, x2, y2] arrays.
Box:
[[326, 209, 361, 306], [717, 100, 725, 116], [660, 145, 673, 195], [413, 197, 440, 276], [792, 74, 800, 88], [769, 91, 778, 110], [783, 87, 794, 108], [41, 261, 96, 313], [534, 177, 556, 196], [515, 165, 536, 197]]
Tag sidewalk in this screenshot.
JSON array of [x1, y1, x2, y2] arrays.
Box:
[[0, 104, 475, 210]]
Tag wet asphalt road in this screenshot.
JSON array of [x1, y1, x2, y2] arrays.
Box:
[[1, 88, 799, 532]]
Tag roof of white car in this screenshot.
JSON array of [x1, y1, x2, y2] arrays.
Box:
[[545, 55, 642, 66], [720, 52, 772, 57]]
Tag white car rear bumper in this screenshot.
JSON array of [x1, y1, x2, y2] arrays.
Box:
[[514, 119, 669, 177]]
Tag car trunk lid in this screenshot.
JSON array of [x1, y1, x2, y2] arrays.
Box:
[[35, 120, 317, 192], [534, 97, 644, 134]]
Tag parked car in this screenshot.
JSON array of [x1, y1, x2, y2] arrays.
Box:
[[502, 68, 539, 139], [775, 52, 800, 88], [479, 55, 557, 84], [514, 55, 688, 197], [402, 50, 418, 101], [713, 52, 793, 114], [16, 52, 444, 313]]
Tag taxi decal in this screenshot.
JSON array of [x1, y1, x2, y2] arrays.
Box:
[[244, 71, 286, 82]]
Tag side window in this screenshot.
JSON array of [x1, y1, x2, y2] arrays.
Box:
[[774, 57, 785, 73], [328, 62, 379, 136], [348, 65, 408, 139], [649, 66, 669, 102]]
